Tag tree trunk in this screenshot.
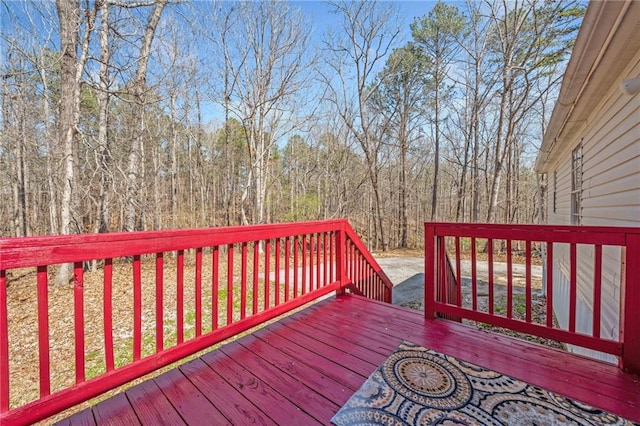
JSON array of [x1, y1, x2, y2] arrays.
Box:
[[96, 0, 111, 235], [124, 0, 167, 232], [55, 0, 81, 285], [430, 81, 440, 221]]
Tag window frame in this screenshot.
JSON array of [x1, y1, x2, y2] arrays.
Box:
[[570, 145, 583, 225]]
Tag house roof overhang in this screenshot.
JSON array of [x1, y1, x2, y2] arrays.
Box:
[[534, 0, 640, 173]]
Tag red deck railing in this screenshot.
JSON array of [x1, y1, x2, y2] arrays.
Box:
[[425, 223, 640, 374], [0, 219, 391, 425]]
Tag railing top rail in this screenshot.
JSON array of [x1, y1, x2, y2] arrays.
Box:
[[0, 219, 348, 270], [424, 222, 640, 246]]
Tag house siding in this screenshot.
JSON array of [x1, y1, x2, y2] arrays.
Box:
[[545, 49, 640, 363]]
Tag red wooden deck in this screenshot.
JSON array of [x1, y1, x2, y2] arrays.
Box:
[[55, 294, 640, 425]]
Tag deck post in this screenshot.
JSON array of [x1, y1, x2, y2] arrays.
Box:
[[424, 224, 436, 320], [336, 222, 346, 296], [621, 233, 640, 374]]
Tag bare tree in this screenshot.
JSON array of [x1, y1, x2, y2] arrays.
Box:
[[411, 1, 465, 221], [211, 1, 314, 226], [123, 0, 167, 232], [322, 0, 401, 250], [55, 0, 98, 283]]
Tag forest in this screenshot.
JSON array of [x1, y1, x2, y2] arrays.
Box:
[[0, 0, 584, 249]]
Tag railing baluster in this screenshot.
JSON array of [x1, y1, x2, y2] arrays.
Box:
[[488, 239, 494, 315], [317, 233, 321, 289], [227, 244, 234, 325], [455, 237, 461, 307], [309, 234, 314, 292], [329, 232, 334, 284], [351, 243, 356, 286], [471, 237, 477, 311], [195, 248, 203, 337], [155, 254, 163, 353], [284, 237, 290, 302], [104, 258, 114, 371], [301, 235, 307, 295], [357, 245, 360, 288], [356, 250, 361, 291], [0, 269, 8, 412], [241, 242, 248, 319], [177, 250, 184, 345], [253, 242, 259, 315], [264, 239, 270, 311], [275, 238, 281, 306], [323, 233, 328, 287], [440, 237, 447, 305], [546, 243, 554, 328], [336, 228, 344, 295], [37, 266, 50, 397], [593, 244, 602, 338], [212, 246, 219, 330], [293, 236, 299, 298], [74, 262, 85, 383], [507, 240, 513, 318], [133, 255, 142, 358], [569, 243, 577, 333], [526, 241, 532, 323]]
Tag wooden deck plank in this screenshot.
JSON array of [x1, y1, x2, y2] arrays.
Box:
[[252, 325, 366, 391], [258, 322, 374, 379], [291, 304, 405, 353], [179, 358, 276, 425], [236, 334, 353, 406], [261, 322, 377, 376], [53, 407, 95, 426], [91, 393, 140, 426], [279, 316, 390, 365], [153, 368, 230, 425], [125, 379, 186, 425], [219, 339, 340, 423], [60, 294, 640, 425], [199, 347, 322, 425]]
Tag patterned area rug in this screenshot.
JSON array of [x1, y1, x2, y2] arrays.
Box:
[[331, 341, 637, 425]]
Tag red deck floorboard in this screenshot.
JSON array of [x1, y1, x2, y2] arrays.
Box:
[[91, 393, 140, 425], [236, 335, 351, 406], [178, 358, 276, 425], [56, 294, 640, 425], [54, 408, 96, 426], [200, 349, 321, 425], [252, 326, 366, 392], [125, 380, 185, 425], [219, 340, 339, 422], [152, 369, 229, 425]]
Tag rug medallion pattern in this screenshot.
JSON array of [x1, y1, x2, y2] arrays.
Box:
[[331, 341, 637, 425]]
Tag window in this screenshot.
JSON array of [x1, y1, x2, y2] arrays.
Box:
[[571, 145, 582, 224], [552, 170, 557, 213]]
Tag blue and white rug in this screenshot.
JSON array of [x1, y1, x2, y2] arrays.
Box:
[[331, 341, 637, 425]]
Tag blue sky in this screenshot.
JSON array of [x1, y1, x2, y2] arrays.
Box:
[[200, 1, 442, 126], [294, 1, 439, 45]]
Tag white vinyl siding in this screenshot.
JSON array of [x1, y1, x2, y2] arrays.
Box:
[[545, 49, 640, 362]]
